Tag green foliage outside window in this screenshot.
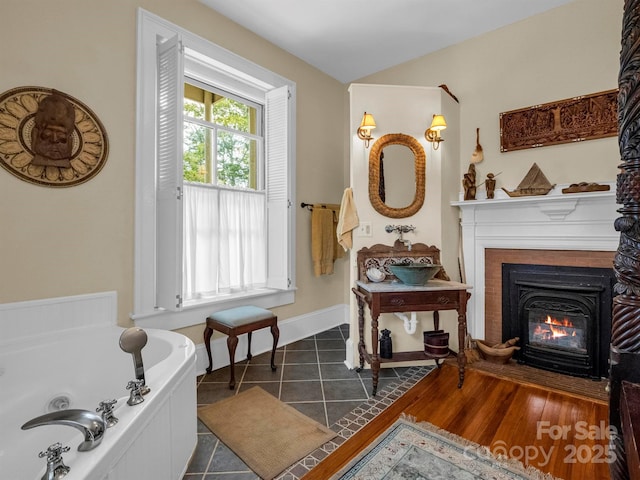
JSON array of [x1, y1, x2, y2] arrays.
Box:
[[183, 92, 256, 188]]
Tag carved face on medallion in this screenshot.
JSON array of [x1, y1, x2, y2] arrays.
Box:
[[31, 94, 76, 168], [0, 86, 108, 187]]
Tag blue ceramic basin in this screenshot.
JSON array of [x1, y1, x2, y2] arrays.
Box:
[[388, 263, 441, 285]]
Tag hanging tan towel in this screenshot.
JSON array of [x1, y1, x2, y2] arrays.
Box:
[[337, 187, 359, 251], [332, 213, 345, 261], [312, 208, 337, 276]]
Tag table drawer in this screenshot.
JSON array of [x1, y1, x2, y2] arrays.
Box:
[[378, 290, 461, 310]]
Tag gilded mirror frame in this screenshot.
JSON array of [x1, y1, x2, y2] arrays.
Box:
[[368, 133, 426, 218]]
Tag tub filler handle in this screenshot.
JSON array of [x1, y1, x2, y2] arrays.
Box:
[[38, 442, 70, 480], [96, 399, 118, 427], [21, 410, 106, 452], [126, 379, 145, 406]]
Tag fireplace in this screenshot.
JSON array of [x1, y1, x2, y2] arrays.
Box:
[[452, 184, 617, 342], [502, 263, 614, 379]]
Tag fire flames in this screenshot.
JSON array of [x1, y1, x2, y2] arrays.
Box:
[[545, 315, 577, 338], [534, 315, 577, 339], [530, 314, 585, 351]]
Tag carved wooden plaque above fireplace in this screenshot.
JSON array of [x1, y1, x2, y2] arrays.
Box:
[[499, 89, 618, 152]]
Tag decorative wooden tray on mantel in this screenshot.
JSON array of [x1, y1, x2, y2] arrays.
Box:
[[561, 182, 611, 194]]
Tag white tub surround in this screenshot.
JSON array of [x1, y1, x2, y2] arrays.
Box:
[[452, 183, 618, 339], [0, 292, 197, 480]]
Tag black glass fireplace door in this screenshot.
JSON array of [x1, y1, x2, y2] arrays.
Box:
[[528, 306, 588, 354], [502, 264, 614, 380], [519, 290, 597, 378]]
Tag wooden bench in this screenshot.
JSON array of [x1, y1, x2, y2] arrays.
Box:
[[204, 306, 279, 389]]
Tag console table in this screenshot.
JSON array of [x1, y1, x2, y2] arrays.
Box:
[[352, 242, 472, 395]]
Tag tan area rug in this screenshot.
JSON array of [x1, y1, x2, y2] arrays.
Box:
[[198, 386, 337, 479]]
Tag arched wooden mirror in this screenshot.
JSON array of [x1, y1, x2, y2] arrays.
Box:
[[368, 133, 426, 218]]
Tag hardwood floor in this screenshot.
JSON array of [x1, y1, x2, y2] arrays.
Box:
[[303, 364, 611, 479]]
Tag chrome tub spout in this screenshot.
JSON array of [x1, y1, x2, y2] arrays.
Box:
[[22, 410, 106, 452]]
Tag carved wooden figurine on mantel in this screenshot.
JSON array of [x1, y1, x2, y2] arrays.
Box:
[[462, 163, 477, 201], [485, 173, 497, 199]]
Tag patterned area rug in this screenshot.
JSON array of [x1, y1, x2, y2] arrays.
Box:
[[332, 417, 561, 480]]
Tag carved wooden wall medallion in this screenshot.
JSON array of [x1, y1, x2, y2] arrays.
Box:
[[499, 89, 618, 152], [0, 86, 109, 187]]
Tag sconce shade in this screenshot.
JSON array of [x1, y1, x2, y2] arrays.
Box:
[[425, 114, 446, 150], [357, 111, 376, 147], [430, 114, 447, 131], [360, 112, 376, 129]]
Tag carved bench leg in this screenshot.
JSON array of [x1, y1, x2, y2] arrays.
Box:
[[270, 322, 279, 372], [204, 326, 214, 374], [227, 334, 239, 389]]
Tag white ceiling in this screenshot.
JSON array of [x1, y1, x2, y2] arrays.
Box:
[[200, 0, 575, 83]]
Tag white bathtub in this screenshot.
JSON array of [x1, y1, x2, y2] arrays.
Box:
[[0, 292, 197, 480]]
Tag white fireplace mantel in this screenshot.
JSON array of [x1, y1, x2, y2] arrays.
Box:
[[451, 183, 619, 339]]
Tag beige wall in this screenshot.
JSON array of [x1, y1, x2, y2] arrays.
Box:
[[357, 0, 622, 190], [348, 84, 462, 360], [0, 0, 348, 343], [0, 0, 622, 347]]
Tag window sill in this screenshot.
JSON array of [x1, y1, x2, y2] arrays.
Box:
[[131, 288, 295, 331]]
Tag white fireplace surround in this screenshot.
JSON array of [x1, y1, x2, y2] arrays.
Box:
[[452, 182, 618, 339]]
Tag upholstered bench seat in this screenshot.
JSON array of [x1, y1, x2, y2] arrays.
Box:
[[204, 306, 279, 389]]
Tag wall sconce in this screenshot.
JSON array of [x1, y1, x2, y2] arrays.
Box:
[[357, 112, 376, 148], [425, 114, 447, 150]]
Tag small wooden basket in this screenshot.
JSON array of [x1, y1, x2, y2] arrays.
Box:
[[475, 339, 520, 364]]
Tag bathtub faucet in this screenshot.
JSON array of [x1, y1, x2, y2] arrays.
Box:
[[21, 410, 106, 452], [38, 442, 70, 480], [385, 224, 415, 251]]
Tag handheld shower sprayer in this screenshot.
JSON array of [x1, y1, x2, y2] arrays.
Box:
[[119, 327, 150, 395]]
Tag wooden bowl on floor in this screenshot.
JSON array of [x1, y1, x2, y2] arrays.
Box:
[[475, 339, 520, 364]]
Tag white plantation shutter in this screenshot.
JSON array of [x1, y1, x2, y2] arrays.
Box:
[[156, 34, 184, 310], [265, 85, 290, 290], [134, 11, 296, 325]]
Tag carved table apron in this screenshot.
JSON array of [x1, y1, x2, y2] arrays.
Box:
[[352, 279, 472, 395]]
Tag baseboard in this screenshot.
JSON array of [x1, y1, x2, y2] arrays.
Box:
[[344, 337, 355, 370], [195, 303, 349, 376]]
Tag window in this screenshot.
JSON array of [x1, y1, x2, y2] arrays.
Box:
[[182, 82, 266, 302], [133, 9, 296, 328], [182, 82, 261, 188]]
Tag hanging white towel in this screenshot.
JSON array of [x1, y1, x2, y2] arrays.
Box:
[[337, 187, 359, 251]]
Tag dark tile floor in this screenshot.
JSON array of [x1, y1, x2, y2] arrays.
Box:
[[183, 323, 433, 480]]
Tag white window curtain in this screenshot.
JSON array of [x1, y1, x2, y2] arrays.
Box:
[[183, 183, 267, 301]]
